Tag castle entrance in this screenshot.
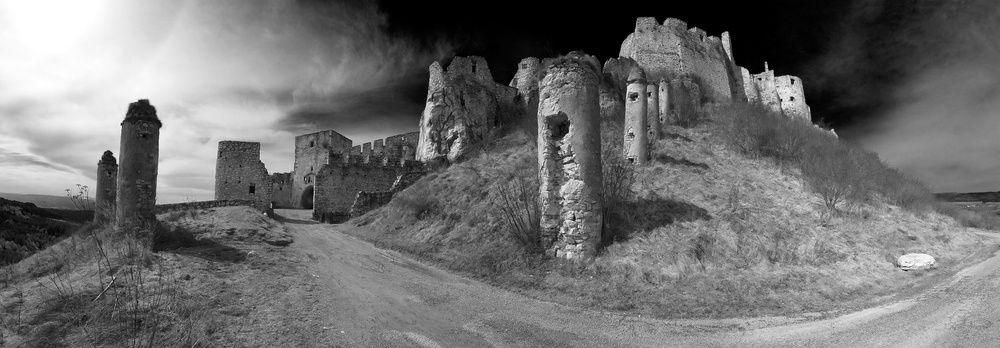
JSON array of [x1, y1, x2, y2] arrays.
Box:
[[301, 185, 314, 209]]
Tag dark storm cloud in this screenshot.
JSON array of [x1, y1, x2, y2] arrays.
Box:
[[809, 0, 1000, 192]]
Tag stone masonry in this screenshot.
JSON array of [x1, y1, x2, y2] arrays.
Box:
[[624, 66, 649, 164], [657, 78, 669, 127], [313, 154, 424, 223], [94, 150, 117, 224], [537, 52, 604, 260], [646, 83, 661, 142], [215, 141, 272, 211], [293, 130, 352, 208], [116, 99, 161, 234], [619, 17, 745, 104], [416, 56, 520, 163], [743, 62, 812, 121]]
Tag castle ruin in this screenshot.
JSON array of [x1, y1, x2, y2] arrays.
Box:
[[646, 83, 661, 142], [537, 52, 604, 260], [94, 150, 117, 224], [215, 141, 272, 211], [116, 99, 161, 234], [214, 128, 424, 221], [624, 66, 649, 164], [742, 62, 811, 121], [416, 56, 522, 163]]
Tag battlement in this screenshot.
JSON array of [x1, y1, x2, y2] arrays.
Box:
[[327, 152, 426, 171]]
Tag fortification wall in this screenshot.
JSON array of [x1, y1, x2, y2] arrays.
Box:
[[416, 56, 520, 163], [293, 130, 352, 208], [270, 172, 293, 208], [741, 66, 760, 104], [752, 69, 780, 112], [356, 131, 420, 162], [775, 75, 811, 121], [619, 17, 736, 103], [155, 200, 257, 214], [510, 57, 541, 119], [312, 160, 414, 223], [215, 141, 272, 211]]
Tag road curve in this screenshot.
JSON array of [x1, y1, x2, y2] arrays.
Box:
[[274, 209, 1000, 347]]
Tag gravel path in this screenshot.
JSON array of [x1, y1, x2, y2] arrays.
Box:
[[269, 209, 1000, 347]]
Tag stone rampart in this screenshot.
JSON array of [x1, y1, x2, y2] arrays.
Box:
[[313, 156, 425, 223], [155, 200, 257, 214]]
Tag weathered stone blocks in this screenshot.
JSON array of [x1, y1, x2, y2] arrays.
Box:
[[215, 141, 272, 212], [116, 99, 161, 234], [537, 52, 604, 260], [624, 67, 648, 164], [646, 83, 661, 142], [94, 150, 117, 224], [416, 56, 520, 163]]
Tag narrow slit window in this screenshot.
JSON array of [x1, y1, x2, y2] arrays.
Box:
[[249, 185, 256, 194]]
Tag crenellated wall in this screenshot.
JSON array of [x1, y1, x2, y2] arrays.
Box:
[[312, 155, 425, 223]]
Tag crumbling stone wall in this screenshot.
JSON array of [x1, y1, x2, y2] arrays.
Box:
[[624, 67, 649, 164], [116, 99, 161, 234], [746, 63, 811, 121], [293, 130, 352, 208], [646, 83, 661, 141], [619, 17, 743, 104], [510, 57, 541, 119], [741, 67, 760, 104], [657, 78, 669, 126], [313, 156, 424, 223], [215, 141, 272, 212], [349, 171, 427, 217], [94, 150, 117, 224], [669, 76, 702, 124], [270, 172, 293, 208], [775, 75, 811, 121], [537, 52, 604, 260], [416, 56, 520, 163], [155, 199, 256, 214]]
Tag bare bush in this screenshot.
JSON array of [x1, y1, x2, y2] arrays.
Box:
[[493, 174, 541, 252]]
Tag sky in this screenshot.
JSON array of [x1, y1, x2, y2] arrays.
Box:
[[1, 0, 999, 203]]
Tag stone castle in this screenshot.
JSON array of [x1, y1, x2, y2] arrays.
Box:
[[410, 17, 819, 258], [214, 130, 424, 223]]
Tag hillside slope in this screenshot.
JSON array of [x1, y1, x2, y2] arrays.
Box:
[[350, 107, 990, 319]]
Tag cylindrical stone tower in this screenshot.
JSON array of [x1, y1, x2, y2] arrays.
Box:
[[646, 83, 661, 143], [658, 78, 669, 126], [624, 66, 648, 165], [537, 52, 604, 260], [116, 99, 162, 235], [94, 150, 118, 224]]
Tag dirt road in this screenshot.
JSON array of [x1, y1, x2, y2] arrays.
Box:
[[266, 209, 1000, 347]]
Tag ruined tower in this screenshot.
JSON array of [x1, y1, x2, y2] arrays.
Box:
[[94, 150, 117, 224], [624, 66, 648, 164], [537, 52, 604, 260], [215, 141, 272, 211], [510, 57, 541, 118], [116, 99, 161, 234], [646, 83, 661, 142], [658, 78, 669, 126], [775, 75, 811, 121]]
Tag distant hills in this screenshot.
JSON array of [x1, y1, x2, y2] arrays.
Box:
[[935, 191, 1000, 203], [0, 192, 84, 210]]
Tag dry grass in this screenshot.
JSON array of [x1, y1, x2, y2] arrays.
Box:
[[348, 106, 990, 319]]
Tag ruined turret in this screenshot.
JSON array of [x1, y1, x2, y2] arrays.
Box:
[[537, 52, 604, 260], [658, 78, 669, 125], [416, 56, 519, 163], [775, 75, 811, 121], [510, 57, 541, 118], [94, 150, 117, 224], [646, 83, 661, 142], [624, 66, 648, 164], [116, 99, 161, 235]]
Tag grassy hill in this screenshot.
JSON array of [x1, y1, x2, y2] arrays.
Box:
[[0, 192, 84, 210], [348, 103, 991, 318], [0, 197, 77, 265]]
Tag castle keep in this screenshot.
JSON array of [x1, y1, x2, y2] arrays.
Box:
[[215, 141, 272, 211]]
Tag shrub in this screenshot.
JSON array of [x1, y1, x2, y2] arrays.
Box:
[[711, 103, 935, 212], [493, 173, 541, 252]]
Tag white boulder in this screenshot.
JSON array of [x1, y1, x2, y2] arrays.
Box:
[[897, 253, 936, 271]]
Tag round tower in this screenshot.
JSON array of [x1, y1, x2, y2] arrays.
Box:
[[116, 99, 162, 235], [624, 66, 648, 165], [94, 150, 118, 224], [537, 52, 603, 260], [658, 78, 669, 125], [646, 83, 661, 143]]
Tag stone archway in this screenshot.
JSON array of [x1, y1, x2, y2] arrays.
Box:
[[300, 185, 314, 209]]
